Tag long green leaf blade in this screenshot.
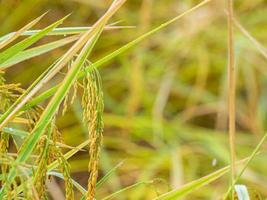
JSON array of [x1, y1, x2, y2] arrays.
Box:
[[154, 166, 229, 200], [0, 25, 132, 41], [0, 15, 69, 65], [0, 35, 78, 69], [0, 12, 47, 50]]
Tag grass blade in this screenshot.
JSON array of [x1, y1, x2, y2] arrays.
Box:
[[96, 161, 124, 188], [0, 25, 133, 41], [0, 14, 69, 65], [2, 127, 28, 138], [101, 181, 153, 200], [2, 126, 83, 150], [13, 26, 133, 36], [154, 166, 229, 200], [0, 35, 79, 69], [0, 12, 47, 50]]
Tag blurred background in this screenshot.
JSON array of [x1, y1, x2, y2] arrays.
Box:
[[1, 0, 267, 199]]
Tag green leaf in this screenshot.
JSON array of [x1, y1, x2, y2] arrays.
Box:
[[96, 161, 124, 188], [0, 35, 78, 69], [0, 25, 133, 41], [154, 166, 229, 200], [2, 126, 81, 150], [2, 127, 28, 138], [0, 12, 47, 50], [101, 181, 154, 200], [0, 14, 69, 65]]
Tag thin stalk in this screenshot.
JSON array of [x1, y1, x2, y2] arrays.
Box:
[[227, 0, 236, 198]]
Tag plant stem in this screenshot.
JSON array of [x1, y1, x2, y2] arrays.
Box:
[[227, 0, 236, 198]]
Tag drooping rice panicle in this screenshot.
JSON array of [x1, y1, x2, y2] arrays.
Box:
[[82, 66, 104, 200]]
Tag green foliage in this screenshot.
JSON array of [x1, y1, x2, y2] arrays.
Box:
[[0, 0, 267, 199]]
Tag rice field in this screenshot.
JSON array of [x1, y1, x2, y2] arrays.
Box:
[[0, 0, 267, 199]]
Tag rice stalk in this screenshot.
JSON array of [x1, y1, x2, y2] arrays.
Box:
[[226, 0, 236, 198], [0, 2, 119, 195], [0, 0, 126, 131]]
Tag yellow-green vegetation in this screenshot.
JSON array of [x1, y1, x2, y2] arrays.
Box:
[[0, 0, 267, 199]]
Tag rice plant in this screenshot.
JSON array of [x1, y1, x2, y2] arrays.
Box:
[[0, 0, 267, 199]]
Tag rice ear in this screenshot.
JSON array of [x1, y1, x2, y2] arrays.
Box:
[[82, 66, 104, 200]]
